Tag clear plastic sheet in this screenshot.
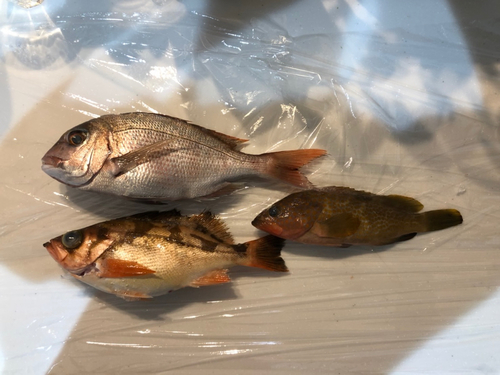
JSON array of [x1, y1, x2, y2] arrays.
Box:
[[1, 0, 499, 373]]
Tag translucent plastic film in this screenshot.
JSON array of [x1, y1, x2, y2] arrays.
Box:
[[1, 0, 499, 373]]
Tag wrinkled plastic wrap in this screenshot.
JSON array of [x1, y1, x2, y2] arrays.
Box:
[[1, 0, 500, 373]]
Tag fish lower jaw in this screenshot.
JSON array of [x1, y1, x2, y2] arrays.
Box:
[[72, 263, 99, 278], [41, 164, 62, 178]]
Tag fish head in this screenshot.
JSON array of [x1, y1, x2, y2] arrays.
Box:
[[41, 119, 111, 187], [43, 225, 114, 275], [252, 192, 323, 240]]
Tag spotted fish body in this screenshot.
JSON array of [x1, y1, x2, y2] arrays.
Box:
[[41, 112, 326, 201], [43, 210, 288, 300], [252, 186, 463, 247]]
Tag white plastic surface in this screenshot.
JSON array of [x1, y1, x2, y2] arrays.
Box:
[[1, 0, 499, 373]]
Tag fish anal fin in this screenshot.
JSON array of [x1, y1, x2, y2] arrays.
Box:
[[199, 183, 244, 199], [384, 195, 424, 212], [110, 139, 178, 177], [395, 232, 417, 242], [311, 213, 361, 238], [98, 258, 156, 278], [117, 291, 153, 301], [190, 269, 231, 287], [373, 232, 418, 246]]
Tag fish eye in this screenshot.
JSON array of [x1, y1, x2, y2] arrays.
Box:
[[61, 230, 83, 251], [268, 205, 279, 217], [67, 130, 88, 146]]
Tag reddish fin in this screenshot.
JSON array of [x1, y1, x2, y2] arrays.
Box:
[[98, 258, 156, 278], [264, 149, 326, 188], [117, 291, 153, 301], [190, 269, 231, 287], [422, 209, 463, 232], [243, 235, 288, 272]]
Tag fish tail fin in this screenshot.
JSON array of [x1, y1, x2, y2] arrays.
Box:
[[241, 235, 288, 272], [421, 209, 463, 232], [262, 149, 326, 188]]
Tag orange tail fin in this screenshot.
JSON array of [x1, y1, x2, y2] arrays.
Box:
[[263, 149, 326, 188], [422, 209, 463, 232], [241, 235, 288, 272]]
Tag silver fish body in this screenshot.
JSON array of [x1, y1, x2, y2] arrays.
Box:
[[41, 112, 325, 200]]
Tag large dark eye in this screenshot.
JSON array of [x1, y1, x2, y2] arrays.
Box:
[[62, 230, 83, 251], [268, 205, 279, 217], [67, 130, 88, 146]]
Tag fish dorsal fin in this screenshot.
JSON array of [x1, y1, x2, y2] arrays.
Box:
[[191, 123, 248, 150], [129, 210, 181, 221], [383, 195, 424, 212], [188, 211, 234, 244], [127, 210, 184, 230], [319, 186, 424, 212], [310, 213, 361, 238], [126, 210, 233, 244]]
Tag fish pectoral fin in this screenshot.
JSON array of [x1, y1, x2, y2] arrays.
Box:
[[110, 139, 178, 177], [98, 259, 156, 278], [311, 213, 361, 238], [189, 269, 231, 287]]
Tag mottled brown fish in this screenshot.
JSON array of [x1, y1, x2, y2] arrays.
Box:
[[252, 186, 463, 247], [43, 210, 288, 300], [41, 112, 326, 201]]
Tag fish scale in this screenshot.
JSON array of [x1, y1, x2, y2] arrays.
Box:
[[252, 186, 463, 247], [41, 112, 326, 201], [43, 210, 288, 300]]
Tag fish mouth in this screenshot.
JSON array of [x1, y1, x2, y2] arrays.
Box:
[[43, 240, 68, 263], [44, 240, 96, 276], [41, 155, 64, 169], [251, 218, 284, 237]]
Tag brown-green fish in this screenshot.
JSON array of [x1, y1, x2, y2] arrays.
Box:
[[252, 186, 463, 247], [43, 210, 288, 300], [41, 112, 326, 201]]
